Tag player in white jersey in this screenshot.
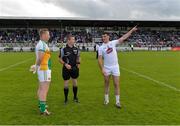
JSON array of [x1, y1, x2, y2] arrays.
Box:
[[30, 28, 51, 115], [98, 26, 137, 108]]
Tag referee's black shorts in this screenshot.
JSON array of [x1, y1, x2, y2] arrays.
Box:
[[62, 66, 79, 80]]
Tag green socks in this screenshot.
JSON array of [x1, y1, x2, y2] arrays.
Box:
[[39, 101, 46, 113]]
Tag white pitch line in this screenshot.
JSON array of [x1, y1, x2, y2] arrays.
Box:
[[121, 67, 180, 92], [0, 58, 33, 72]]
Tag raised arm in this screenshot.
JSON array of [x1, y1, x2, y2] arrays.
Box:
[[118, 25, 138, 44]]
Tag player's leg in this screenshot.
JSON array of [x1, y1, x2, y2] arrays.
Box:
[[37, 87, 40, 101], [38, 81, 51, 115], [112, 76, 120, 96], [71, 66, 79, 102], [112, 66, 121, 108], [104, 75, 110, 105], [62, 67, 70, 104], [103, 67, 111, 105], [37, 70, 51, 115], [112, 76, 121, 107], [72, 79, 79, 102], [39, 70, 51, 101], [64, 80, 69, 104], [37, 85, 40, 108], [38, 82, 49, 101]]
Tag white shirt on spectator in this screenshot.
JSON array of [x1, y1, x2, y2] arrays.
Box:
[[96, 44, 99, 51]]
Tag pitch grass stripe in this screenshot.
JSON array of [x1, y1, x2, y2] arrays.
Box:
[[121, 67, 180, 92], [0, 58, 33, 72]]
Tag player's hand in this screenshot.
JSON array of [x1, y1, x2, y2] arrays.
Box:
[[101, 68, 107, 76], [65, 64, 71, 70], [132, 25, 138, 32], [29, 64, 37, 74]]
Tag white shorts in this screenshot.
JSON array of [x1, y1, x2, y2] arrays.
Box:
[[104, 65, 120, 76], [37, 69, 51, 82]]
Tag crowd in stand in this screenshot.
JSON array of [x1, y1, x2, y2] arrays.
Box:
[[128, 29, 180, 47], [0, 28, 180, 47], [0, 29, 93, 47]]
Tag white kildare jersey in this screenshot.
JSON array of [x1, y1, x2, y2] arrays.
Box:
[[98, 40, 119, 67]]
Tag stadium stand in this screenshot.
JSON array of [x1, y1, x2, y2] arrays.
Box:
[[0, 18, 180, 51]]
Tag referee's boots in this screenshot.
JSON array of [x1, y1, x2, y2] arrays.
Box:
[[73, 97, 79, 103]]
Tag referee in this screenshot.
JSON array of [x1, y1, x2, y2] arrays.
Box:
[[59, 35, 80, 104]]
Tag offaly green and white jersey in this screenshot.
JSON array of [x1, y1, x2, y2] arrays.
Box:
[[35, 40, 51, 70]]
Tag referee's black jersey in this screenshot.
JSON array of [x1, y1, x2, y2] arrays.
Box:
[[59, 44, 80, 67]]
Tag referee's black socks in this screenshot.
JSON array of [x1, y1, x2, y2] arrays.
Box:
[[73, 86, 78, 99], [64, 87, 69, 101]]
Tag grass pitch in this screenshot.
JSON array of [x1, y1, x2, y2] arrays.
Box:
[[0, 51, 180, 125]]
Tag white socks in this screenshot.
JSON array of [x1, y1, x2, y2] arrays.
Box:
[[105, 94, 109, 102], [116, 95, 120, 104], [105, 94, 120, 104]]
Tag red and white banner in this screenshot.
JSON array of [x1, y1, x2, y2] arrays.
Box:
[[172, 47, 180, 51]]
